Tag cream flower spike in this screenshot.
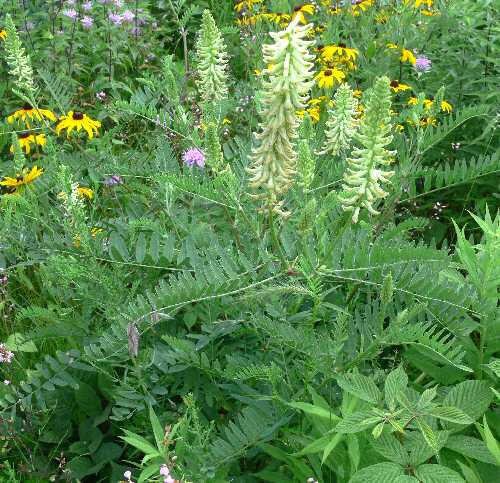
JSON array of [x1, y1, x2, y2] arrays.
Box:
[[247, 16, 315, 211]]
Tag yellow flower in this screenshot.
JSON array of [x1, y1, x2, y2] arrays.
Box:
[[421, 9, 438, 16], [395, 124, 405, 132], [7, 104, 57, 127], [222, 118, 232, 125], [56, 111, 101, 139], [423, 99, 434, 109], [321, 43, 358, 63], [407, 96, 418, 106], [315, 68, 345, 88], [10, 132, 47, 155], [440, 100, 453, 113], [353, 89, 363, 98], [350, 0, 374, 15], [0, 30, 7, 41], [420, 116, 437, 127], [390, 80, 411, 93], [234, 0, 263, 12], [297, 106, 321, 123], [400, 49, 416, 65], [386, 43, 399, 50], [0, 166, 43, 194], [414, 0, 433, 7], [292, 4, 315, 24], [77, 186, 94, 200]]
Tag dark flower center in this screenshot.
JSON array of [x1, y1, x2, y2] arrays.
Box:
[[23, 103, 33, 111], [19, 132, 31, 139], [16, 176, 24, 182], [390, 80, 399, 87], [293, 5, 302, 12], [324, 69, 333, 76], [72, 111, 84, 120], [338, 42, 347, 48], [316, 44, 324, 51]]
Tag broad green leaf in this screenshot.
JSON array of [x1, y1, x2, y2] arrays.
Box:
[[385, 366, 408, 411], [322, 433, 344, 464], [295, 431, 336, 456], [442, 381, 493, 426], [337, 373, 381, 405], [414, 464, 465, 482], [406, 430, 449, 466], [416, 418, 439, 454], [75, 382, 102, 418], [371, 433, 409, 465], [430, 406, 474, 425], [445, 435, 496, 465], [456, 461, 482, 483], [349, 462, 404, 482], [336, 410, 382, 434]]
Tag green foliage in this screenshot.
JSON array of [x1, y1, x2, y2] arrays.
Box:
[[0, 1, 498, 482]]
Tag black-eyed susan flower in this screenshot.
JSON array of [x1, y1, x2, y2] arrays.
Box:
[[10, 132, 47, 155], [440, 100, 453, 113], [350, 0, 374, 15], [0, 29, 6, 41], [56, 111, 101, 139], [321, 43, 358, 63], [0, 166, 43, 195], [400, 48, 416, 65], [7, 104, 56, 127], [390, 80, 411, 93], [315, 68, 345, 88], [420, 116, 437, 127], [76, 186, 94, 200], [292, 4, 315, 24]]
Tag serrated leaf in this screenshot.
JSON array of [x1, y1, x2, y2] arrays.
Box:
[[430, 406, 474, 425], [337, 373, 381, 404], [442, 381, 493, 426], [287, 401, 340, 424], [349, 462, 404, 482], [336, 410, 382, 434], [445, 435, 496, 465], [482, 416, 500, 465], [414, 464, 465, 482], [385, 366, 408, 410]]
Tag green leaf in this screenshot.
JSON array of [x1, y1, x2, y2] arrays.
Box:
[[336, 410, 382, 434], [120, 430, 160, 457], [416, 418, 439, 454], [295, 431, 337, 456], [385, 366, 408, 410], [5, 332, 37, 352], [92, 442, 123, 466], [349, 462, 404, 482], [430, 407, 474, 425], [455, 461, 482, 483], [414, 464, 465, 482], [337, 373, 381, 404], [149, 406, 164, 452], [75, 383, 102, 418], [371, 433, 409, 465], [287, 401, 340, 423], [442, 381, 493, 426], [445, 435, 497, 465], [135, 232, 147, 263], [482, 416, 500, 465]]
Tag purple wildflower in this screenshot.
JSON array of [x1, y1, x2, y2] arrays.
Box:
[[82, 1, 93, 11], [113, 0, 124, 7], [122, 9, 135, 23], [108, 12, 123, 25], [104, 175, 123, 186], [81, 16, 94, 29], [0, 344, 14, 364], [96, 91, 107, 101], [182, 148, 205, 168], [0, 274, 7, 285], [63, 8, 78, 20], [66, 0, 76, 5], [415, 55, 432, 73]]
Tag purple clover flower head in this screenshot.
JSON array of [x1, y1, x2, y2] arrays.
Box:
[[82, 1, 93, 11], [0, 344, 14, 364], [122, 10, 135, 23], [96, 91, 107, 101], [104, 175, 123, 186], [160, 465, 170, 477], [63, 8, 78, 20], [415, 55, 432, 73], [81, 16, 94, 29], [182, 148, 205, 168], [108, 12, 123, 25]]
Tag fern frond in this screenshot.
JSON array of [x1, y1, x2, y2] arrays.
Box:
[[38, 68, 74, 113]]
